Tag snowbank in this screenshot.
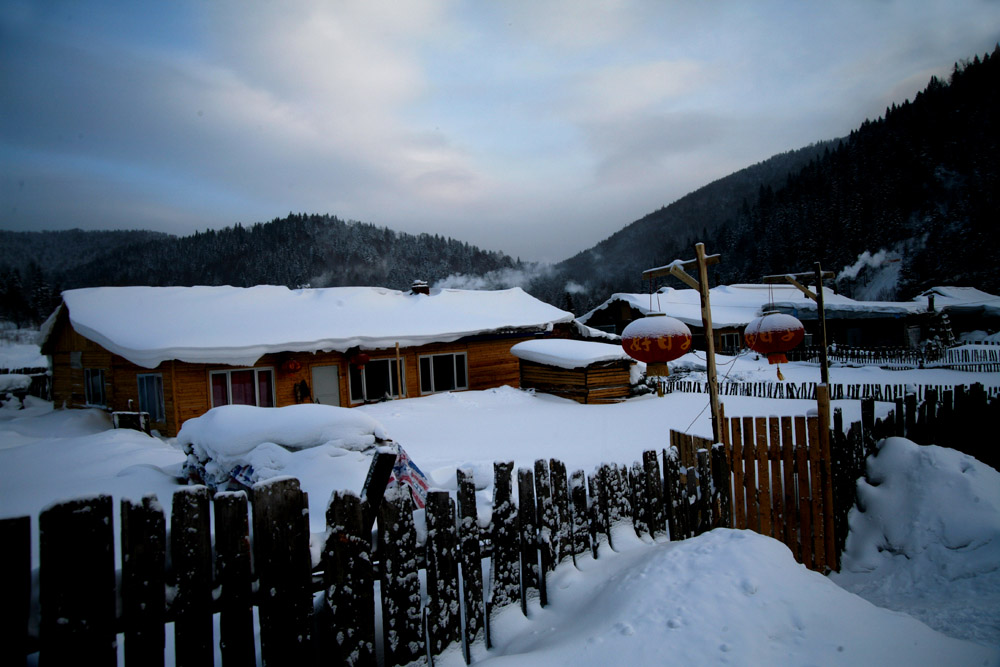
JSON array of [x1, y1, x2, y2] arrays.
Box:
[[466, 529, 996, 666], [178, 404, 388, 489], [833, 437, 1000, 646]]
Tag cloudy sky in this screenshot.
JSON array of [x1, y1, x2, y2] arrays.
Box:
[[2, 1, 999, 262]]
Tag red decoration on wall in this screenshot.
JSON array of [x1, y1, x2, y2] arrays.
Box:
[[281, 359, 302, 373], [349, 352, 371, 369], [744, 312, 805, 364], [621, 313, 692, 376]]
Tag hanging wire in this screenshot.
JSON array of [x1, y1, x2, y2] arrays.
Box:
[[682, 334, 748, 433]]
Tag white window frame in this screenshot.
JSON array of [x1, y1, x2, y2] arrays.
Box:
[[209, 367, 275, 408], [137, 373, 165, 422], [84, 368, 106, 407], [349, 358, 406, 404], [418, 352, 468, 395]]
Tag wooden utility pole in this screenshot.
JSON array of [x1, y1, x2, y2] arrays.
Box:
[[642, 243, 723, 443], [762, 262, 835, 474]]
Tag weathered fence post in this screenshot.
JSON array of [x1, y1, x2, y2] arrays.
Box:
[[570, 469, 589, 562], [489, 461, 520, 632], [213, 491, 255, 667], [379, 486, 424, 667], [710, 443, 733, 529], [1, 516, 31, 667], [253, 478, 313, 665], [172, 486, 214, 667], [121, 495, 166, 667], [642, 450, 666, 537], [533, 459, 555, 606], [662, 446, 686, 539], [425, 490, 461, 659], [548, 459, 573, 564], [518, 467, 539, 610], [39, 495, 117, 666]]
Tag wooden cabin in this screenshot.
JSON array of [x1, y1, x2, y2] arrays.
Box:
[[511, 339, 635, 404], [40, 284, 574, 436]]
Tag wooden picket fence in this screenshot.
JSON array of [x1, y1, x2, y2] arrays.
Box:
[[1, 409, 881, 666], [786, 344, 1000, 372], [666, 379, 1000, 403]]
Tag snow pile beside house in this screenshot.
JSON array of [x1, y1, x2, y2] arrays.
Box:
[[833, 437, 1000, 646], [178, 404, 389, 490]]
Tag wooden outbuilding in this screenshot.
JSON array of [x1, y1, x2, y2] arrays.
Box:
[[511, 339, 635, 404], [40, 284, 574, 436]]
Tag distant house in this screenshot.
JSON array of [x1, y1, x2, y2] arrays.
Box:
[[511, 339, 635, 404], [40, 284, 574, 436], [911, 287, 1000, 338], [580, 284, 927, 352]]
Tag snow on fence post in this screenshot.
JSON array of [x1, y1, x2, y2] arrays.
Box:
[[456, 467, 485, 657], [587, 474, 601, 559], [121, 495, 166, 667], [629, 461, 647, 538], [322, 490, 375, 666], [548, 459, 573, 565], [425, 490, 461, 659], [378, 486, 424, 667], [517, 467, 539, 610], [171, 486, 214, 666], [533, 459, 555, 606], [642, 450, 666, 537], [253, 478, 313, 666], [696, 448, 712, 535], [39, 495, 116, 665], [570, 470, 590, 563], [595, 465, 615, 550], [662, 446, 687, 540], [213, 491, 255, 667], [0, 515, 30, 667], [489, 461, 520, 625]]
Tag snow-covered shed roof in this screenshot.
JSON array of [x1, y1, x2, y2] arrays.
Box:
[[510, 339, 633, 370], [44, 285, 575, 369], [581, 283, 924, 327], [912, 286, 1000, 316]]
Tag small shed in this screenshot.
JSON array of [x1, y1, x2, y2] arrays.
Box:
[[510, 339, 635, 404]]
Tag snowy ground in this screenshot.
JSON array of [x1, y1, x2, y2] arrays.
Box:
[[1, 354, 998, 664]]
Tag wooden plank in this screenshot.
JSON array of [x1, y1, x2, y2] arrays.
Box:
[[742, 417, 759, 533], [696, 449, 712, 535], [172, 486, 214, 667], [808, 416, 826, 572], [549, 459, 573, 564], [253, 478, 313, 665], [755, 417, 773, 538], [323, 490, 375, 666], [780, 417, 799, 561], [39, 496, 117, 665], [630, 461, 648, 537], [378, 487, 424, 667], [121, 495, 166, 667], [490, 461, 520, 617], [0, 516, 31, 667], [795, 416, 813, 569], [534, 459, 556, 588], [426, 490, 461, 658], [213, 491, 256, 667], [662, 448, 684, 540], [570, 470, 589, 561], [596, 465, 614, 551], [518, 467, 539, 610], [710, 443, 733, 529], [730, 419, 746, 530], [768, 417, 784, 541], [642, 450, 666, 537], [360, 446, 399, 531]]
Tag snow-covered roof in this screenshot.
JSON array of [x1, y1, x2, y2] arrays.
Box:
[[581, 283, 924, 327], [48, 285, 575, 369], [510, 339, 633, 370], [913, 286, 1000, 316]]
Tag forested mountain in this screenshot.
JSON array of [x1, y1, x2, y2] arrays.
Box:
[[3, 48, 996, 324], [0, 215, 518, 326], [530, 46, 1000, 312]]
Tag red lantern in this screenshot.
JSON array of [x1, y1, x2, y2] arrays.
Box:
[[744, 312, 805, 364], [281, 359, 302, 373], [349, 352, 371, 369], [621, 313, 692, 376]]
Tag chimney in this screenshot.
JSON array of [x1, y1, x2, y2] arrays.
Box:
[[410, 279, 430, 296], [927, 294, 935, 313]]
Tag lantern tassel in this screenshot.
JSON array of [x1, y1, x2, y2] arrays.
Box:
[[776, 366, 785, 382]]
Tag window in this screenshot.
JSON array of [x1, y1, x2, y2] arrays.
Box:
[[350, 358, 405, 403], [419, 353, 467, 394], [210, 368, 275, 408], [84, 368, 106, 407], [137, 373, 165, 422], [721, 333, 743, 353]]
